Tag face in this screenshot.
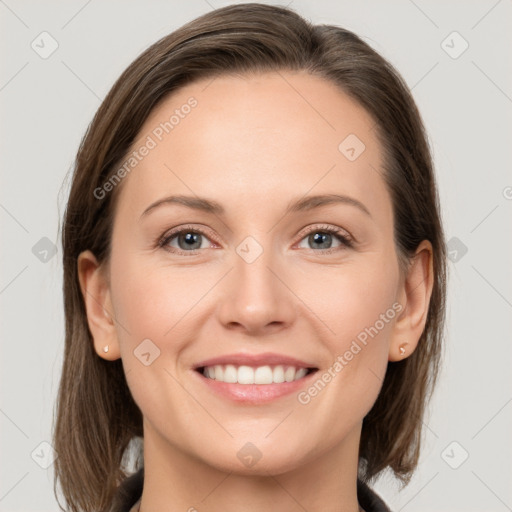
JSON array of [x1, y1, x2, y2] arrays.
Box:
[[95, 71, 409, 474]]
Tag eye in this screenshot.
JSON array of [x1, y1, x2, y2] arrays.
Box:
[[296, 224, 353, 253], [158, 225, 216, 255], [157, 223, 353, 256]]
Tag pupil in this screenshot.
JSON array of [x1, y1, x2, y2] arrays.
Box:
[[177, 232, 333, 251], [311, 232, 331, 249], [180, 232, 201, 250]]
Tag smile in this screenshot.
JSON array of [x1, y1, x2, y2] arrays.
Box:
[[199, 364, 315, 384], [192, 352, 319, 403]]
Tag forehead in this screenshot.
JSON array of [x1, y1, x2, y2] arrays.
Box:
[[115, 71, 389, 220]]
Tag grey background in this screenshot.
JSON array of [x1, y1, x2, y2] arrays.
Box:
[[1, 0, 511, 510]]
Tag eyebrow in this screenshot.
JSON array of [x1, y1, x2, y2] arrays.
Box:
[[139, 193, 371, 219]]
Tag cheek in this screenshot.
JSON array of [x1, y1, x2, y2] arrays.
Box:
[[306, 253, 399, 354], [296, 264, 398, 435], [108, 256, 198, 422], [111, 241, 399, 370], [110, 254, 204, 344], [304, 252, 399, 407]]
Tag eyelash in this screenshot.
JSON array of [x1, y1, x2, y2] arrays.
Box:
[[157, 223, 354, 256]]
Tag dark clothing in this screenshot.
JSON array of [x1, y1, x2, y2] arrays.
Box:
[[115, 467, 392, 512]]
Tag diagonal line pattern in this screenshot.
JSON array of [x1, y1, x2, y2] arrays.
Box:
[[61, 0, 93, 29], [368, 162, 386, 183], [0, 0, 29, 28], [411, 62, 439, 91], [0, 472, 29, 502], [408, 0, 439, 28], [0, 204, 29, 233], [61, 60, 102, 100], [0, 62, 29, 92], [201, 75, 217, 92], [472, 471, 512, 511], [0, 265, 28, 295], [0, 408, 29, 439], [471, 397, 512, 439], [265, 410, 294, 438], [472, 61, 512, 104], [398, 472, 439, 511], [267, 472, 310, 512], [470, 204, 499, 233], [471, 0, 503, 30], [202, 0, 215, 11], [200, 471, 233, 502], [471, 265, 512, 308]]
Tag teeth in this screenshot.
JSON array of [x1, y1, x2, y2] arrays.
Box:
[[238, 365, 254, 384], [284, 366, 296, 382], [223, 364, 238, 383], [202, 364, 310, 384], [273, 365, 285, 383]]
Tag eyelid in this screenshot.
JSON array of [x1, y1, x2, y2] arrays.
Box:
[[295, 223, 354, 246], [157, 224, 220, 253], [157, 222, 355, 255]]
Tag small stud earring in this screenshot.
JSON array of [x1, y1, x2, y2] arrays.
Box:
[[399, 344, 406, 356], [103, 345, 109, 353]]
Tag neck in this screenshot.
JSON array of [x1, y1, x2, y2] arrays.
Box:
[[138, 420, 362, 512]]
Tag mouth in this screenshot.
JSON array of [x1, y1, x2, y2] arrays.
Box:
[[196, 364, 318, 384], [192, 353, 319, 403]]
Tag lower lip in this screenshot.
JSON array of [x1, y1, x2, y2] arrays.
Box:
[[193, 369, 318, 404]]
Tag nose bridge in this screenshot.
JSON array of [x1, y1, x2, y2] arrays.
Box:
[[217, 231, 295, 333]]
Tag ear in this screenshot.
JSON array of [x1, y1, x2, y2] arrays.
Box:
[[77, 250, 120, 360], [389, 240, 434, 362]]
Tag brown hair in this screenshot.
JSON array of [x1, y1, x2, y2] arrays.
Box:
[[53, 3, 447, 511]]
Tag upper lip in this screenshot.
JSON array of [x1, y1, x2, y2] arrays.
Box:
[[193, 352, 318, 370]]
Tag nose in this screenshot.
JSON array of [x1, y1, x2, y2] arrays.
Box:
[[216, 240, 297, 336]]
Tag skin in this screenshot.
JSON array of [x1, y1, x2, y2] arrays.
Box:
[[78, 71, 433, 512]]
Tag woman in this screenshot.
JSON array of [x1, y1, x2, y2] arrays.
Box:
[[53, 3, 447, 511]]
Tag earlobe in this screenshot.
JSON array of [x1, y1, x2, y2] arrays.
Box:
[[389, 240, 434, 362], [77, 250, 121, 360]]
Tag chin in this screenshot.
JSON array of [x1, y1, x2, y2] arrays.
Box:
[[195, 436, 316, 477]]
